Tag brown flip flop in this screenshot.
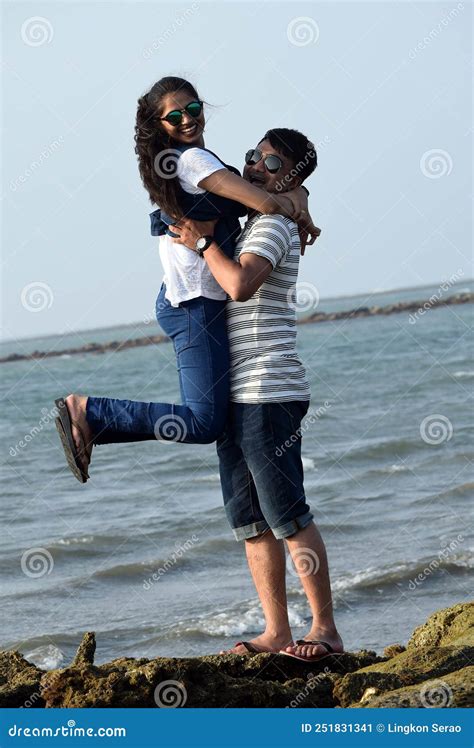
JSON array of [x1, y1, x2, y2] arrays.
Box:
[[219, 641, 279, 655], [54, 397, 91, 483], [279, 639, 343, 662]]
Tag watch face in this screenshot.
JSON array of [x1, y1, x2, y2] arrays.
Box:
[[196, 237, 206, 250]]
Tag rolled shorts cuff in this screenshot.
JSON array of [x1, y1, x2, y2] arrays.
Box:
[[231, 519, 270, 541], [272, 510, 314, 540]]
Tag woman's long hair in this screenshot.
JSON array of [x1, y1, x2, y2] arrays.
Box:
[[134, 76, 200, 219]]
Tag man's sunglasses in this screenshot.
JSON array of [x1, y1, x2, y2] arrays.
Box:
[[159, 100, 203, 127], [245, 148, 283, 174]]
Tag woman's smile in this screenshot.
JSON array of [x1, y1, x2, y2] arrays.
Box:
[[179, 122, 199, 137]]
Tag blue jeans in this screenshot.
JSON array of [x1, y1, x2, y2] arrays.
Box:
[[216, 400, 314, 540], [85, 283, 230, 445]]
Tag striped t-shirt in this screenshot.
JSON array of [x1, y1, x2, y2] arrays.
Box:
[[226, 213, 311, 403]]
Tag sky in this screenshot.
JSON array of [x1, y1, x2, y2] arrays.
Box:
[[1, 0, 472, 340]]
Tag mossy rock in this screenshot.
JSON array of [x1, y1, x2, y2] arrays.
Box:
[[350, 666, 474, 708], [40, 658, 338, 708], [407, 602, 474, 648], [333, 645, 474, 707], [0, 651, 45, 708]]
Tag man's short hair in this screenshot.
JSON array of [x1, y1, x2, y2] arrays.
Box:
[[259, 128, 317, 183]]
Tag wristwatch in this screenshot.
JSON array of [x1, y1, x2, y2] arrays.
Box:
[[195, 235, 214, 257]]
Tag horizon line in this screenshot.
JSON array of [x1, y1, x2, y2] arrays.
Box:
[[2, 277, 472, 345]]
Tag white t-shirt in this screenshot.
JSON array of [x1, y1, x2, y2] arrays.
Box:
[[157, 147, 229, 307]]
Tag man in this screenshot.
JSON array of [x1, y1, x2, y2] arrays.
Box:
[[170, 128, 344, 662]]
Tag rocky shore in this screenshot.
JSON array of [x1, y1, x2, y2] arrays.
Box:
[[1, 602, 472, 708], [1, 291, 471, 365]]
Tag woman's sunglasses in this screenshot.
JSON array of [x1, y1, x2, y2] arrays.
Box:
[[245, 148, 283, 174], [159, 100, 203, 127]]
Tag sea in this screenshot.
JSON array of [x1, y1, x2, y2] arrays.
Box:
[[1, 280, 472, 671]]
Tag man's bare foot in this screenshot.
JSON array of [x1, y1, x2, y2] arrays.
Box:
[[282, 625, 344, 660], [64, 394, 95, 473], [220, 632, 294, 655]]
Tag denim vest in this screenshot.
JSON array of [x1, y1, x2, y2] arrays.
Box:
[[149, 144, 247, 259]]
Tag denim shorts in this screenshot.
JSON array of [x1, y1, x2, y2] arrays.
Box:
[[216, 400, 313, 540]]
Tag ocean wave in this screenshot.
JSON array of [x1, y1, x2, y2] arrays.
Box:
[[192, 473, 221, 483], [452, 370, 474, 379], [367, 463, 409, 475], [321, 552, 474, 594], [91, 556, 191, 582], [412, 482, 474, 505], [56, 535, 95, 546], [337, 436, 422, 461], [175, 600, 306, 639], [24, 644, 65, 670]]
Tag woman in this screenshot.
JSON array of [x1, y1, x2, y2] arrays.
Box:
[[54, 76, 318, 483]]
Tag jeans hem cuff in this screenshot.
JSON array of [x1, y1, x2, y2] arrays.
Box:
[[231, 520, 270, 541], [272, 511, 314, 539]]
